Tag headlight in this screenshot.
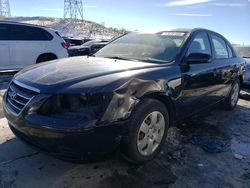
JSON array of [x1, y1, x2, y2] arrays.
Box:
[[37, 93, 112, 121]]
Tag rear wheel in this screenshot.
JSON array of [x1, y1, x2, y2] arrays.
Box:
[[36, 54, 57, 63], [222, 79, 240, 110], [121, 98, 169, 164]]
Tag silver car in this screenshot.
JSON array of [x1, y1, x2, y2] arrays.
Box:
[[235, 46, 250, 85]]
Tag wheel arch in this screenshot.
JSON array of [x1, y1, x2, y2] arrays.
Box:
[[36, 53, 58, 63], [139, 92, 176, 127]]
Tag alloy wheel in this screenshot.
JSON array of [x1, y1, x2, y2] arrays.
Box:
[[231, 82, 240, 107], [137, 111, 165, 156]]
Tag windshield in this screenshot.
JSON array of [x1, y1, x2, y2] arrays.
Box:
[[83, 40, 107, 47], [95, 32, 187, 64], [82, 40, 96, 46], [235, 46, 250, 58]]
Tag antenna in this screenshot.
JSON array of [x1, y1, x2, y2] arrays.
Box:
[[0, 0, 11, 17], [64, 0, 83, 21]]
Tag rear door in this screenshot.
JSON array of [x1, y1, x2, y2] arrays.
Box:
[[9, 24, 46, 69], [0, 24, 10, 70], [209, 33, 234, 97]]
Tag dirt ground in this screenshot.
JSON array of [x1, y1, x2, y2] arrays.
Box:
[[0, 72, 250, 188]]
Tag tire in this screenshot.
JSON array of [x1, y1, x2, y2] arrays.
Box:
[[36, 54, 57, 63], [121, 98, 169, 164], [222, 79, 240, 110]]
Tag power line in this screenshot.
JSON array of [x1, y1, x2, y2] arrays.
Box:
[[64, 0, 83, 21], [0, 0, 11, 17]]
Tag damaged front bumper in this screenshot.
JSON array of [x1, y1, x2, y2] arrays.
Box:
[[3, 91, 127, 161]]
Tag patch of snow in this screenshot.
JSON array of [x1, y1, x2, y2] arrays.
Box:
[[1, 17, 126, 40]]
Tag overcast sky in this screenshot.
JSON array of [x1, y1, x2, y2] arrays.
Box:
[[10, 0, 250, 45]]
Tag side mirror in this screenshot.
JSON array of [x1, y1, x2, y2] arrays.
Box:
[[185, 53, 212, 64]]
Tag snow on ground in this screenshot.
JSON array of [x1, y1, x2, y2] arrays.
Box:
[[1, 17, 126, 40]]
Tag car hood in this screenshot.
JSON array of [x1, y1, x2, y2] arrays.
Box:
[[14, 56, 161, 93]]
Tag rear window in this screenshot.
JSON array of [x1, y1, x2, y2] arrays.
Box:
[[0, 24, 10, 40], [71, 39, 84, 46], [9, 24, 53, 41]]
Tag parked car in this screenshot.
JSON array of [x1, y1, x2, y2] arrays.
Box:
[[0, 21, 68, 70], [68, 40, 108, 57], [62, 37, 85, 47], [234, 46, 250, 85], [3, 28, 245, 163]]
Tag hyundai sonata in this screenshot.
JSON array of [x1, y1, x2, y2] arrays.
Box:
[[3, 28, 245, 163]]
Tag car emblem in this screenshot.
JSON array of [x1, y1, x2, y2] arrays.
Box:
[[11, 92, 17, 100]]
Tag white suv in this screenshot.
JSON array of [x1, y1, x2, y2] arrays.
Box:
[[0, 21, 68, 70]]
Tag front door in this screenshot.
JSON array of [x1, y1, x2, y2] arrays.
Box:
[[177, 32, 222, 119]]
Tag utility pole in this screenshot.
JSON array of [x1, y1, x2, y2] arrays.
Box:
[[0, 0, 11, 17], [64, 0, 83, 21]]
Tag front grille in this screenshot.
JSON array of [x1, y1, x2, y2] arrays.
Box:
[[6, 82, 38, 114]]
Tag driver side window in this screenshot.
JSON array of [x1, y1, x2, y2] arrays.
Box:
[[187, 32, 211, 56]]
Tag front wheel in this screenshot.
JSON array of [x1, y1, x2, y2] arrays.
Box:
[[121, 98, 169, 164], [222, 79, 240, 110]]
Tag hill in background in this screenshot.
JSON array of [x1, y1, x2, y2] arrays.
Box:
[[1, 16, 127, 40]]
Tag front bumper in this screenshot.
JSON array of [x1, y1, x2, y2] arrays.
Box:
[[57, 49, 69, 58], [3, 92, 125, 161]]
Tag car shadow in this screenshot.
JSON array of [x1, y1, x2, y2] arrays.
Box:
[[0, 136, 129, 188], [0, 128, 178, 188]]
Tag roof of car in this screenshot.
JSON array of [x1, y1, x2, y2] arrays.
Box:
[[0, 20, 55, 31], [62, 37, 84, 40], [169, 28, 194, 32], [136, 28, 211, 34]]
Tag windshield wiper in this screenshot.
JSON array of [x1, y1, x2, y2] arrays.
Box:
[[101, 56, 169, 64], [102, 56, 139, 61], [137, 57, 169, 64]]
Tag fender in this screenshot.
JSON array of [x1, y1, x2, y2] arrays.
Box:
[[100, 77, 179, 125]]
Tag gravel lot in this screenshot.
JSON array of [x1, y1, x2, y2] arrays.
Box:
[[0, 72, 250, 188]]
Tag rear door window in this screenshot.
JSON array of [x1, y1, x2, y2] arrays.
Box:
[[9, 24, 53, 41], [211, 34, 229, 59], [0, 24, 10, 40]]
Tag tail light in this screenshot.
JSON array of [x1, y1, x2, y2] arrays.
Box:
[[61, 42, 69, 49]]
